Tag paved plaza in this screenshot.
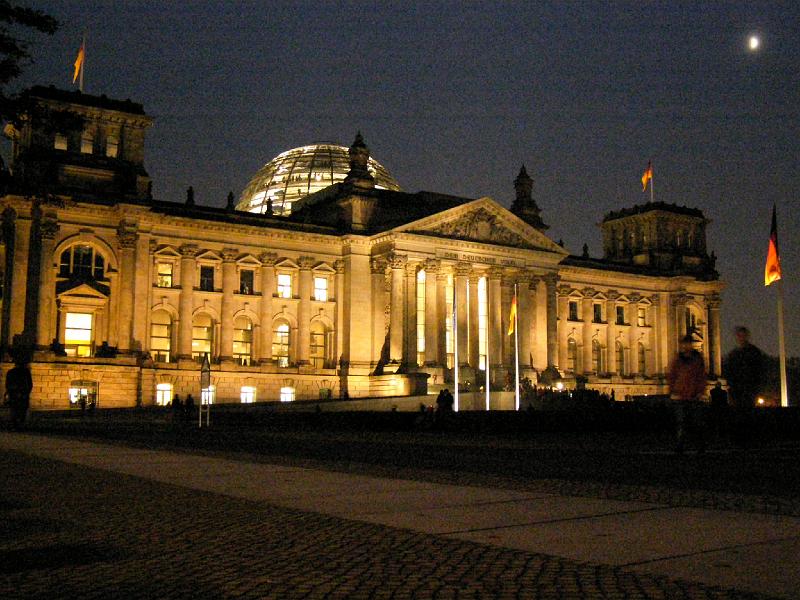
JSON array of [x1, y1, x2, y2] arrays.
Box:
[[1, 431, 798, 599]]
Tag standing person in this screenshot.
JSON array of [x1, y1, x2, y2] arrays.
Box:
[[724, 326, 764, 446], [5, 353, 33, 430], [183, 393, 195, 422], [171, 393, 182, 423], [667, 335, 708, 453]]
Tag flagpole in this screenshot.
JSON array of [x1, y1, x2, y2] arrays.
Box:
[[453, 283, 459, 413], [514, 283, 520, 411], [777, 279, 788, 407], [485, 283, 490, 411], [79, 33, 85, 93], [650, 162, 654, 203]]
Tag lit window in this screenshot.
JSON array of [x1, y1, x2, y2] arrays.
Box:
[[616, 306, 626, 325], [201, 385, 215, 405], [280, 386, 295, 402], [199, 265, 215, 291], [637, 306, 646, 327], [568, 301, 579, 321], [80, 131, 93, 154], [272, 322, 290, 367], [310, 321, 327, 369], [60, 245, 105, 280], [593, 304, 603, 323], [65, 312, 93, 357], [157, 262, 173, 287], [54, 133, 68, 150], [68, 380, 98, 408], [233, 316, 253, 365], [239, 270, 254, 294], [156, 383, 172, 406], [105, 135, 118, 158], [313, 276, 328, 301], [192, 314, 213, 362], [150, 310, 172, 362], [277, 273, 292, 298], [567, 338, 577, 372], [240, 386, 256, 404], [416, 270, 425, 365]]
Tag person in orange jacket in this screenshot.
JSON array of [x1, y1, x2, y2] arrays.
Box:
[[667, 335, 708, 453]]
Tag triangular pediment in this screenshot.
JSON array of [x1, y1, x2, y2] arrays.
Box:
[[395, 198, 566, 254], [56, 281, 109, 299]]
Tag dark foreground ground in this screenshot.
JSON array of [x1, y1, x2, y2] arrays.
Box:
[[13, 405, 800, 511]]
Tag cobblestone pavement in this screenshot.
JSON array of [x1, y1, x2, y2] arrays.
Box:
[[0, 449, 778, 599]]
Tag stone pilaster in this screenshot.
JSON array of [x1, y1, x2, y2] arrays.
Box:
[[581, 290, 594, 374], [629, 294, 641, 374], [517, 274, 534, 370], [177, 244, 198, 360], [115, 223, 138, 353], [707, 293, 722, 377], [259, 252, 277, 363], [370, 257, 387, 366], [606, 291, 619, 375], [218, 247, 239, 363], [297, 256, 315, 365], [423, 259, 440, 366], [36, 215, 59, 348], [334, 259, 345, 364], [388, 253, 406, 363], [436, 269, 449, 365]]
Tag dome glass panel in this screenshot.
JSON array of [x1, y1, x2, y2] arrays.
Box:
[[237, 143, 401, 215]]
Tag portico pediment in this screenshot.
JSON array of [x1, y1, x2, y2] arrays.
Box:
[[394, 198, 566, 254], [56, 280, 109, 300]]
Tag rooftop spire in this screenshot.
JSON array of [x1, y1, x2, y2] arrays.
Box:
[[510, 165, 548, 231]]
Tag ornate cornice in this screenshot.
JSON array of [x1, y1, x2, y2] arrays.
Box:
[[370, 257, 387, 274]]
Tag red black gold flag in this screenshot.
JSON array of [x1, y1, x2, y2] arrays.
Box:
[[641, 161, 653, 192], [764, 205, 782, 286]]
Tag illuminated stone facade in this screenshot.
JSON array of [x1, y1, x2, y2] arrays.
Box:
[[0, 88, 724, 409]]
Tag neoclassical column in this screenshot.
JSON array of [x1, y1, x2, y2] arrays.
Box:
[[36, 214, 59, 348], [424, 259, 440, 366], [258, 252, 277, 363], [404, 261, 418, 367], [297, 256, 315, 365], [707, 293, 722, 377], [115, 223, 138, 352], [454, 263, 470, 366], [629, 295, 641, 374], [544, 273, 559, 369], [671, 292, 688, 359], [488, 267, 503, 368], [501, 274, 513, 367], [177, 244, 198, 360], [436, 269, 449, 365], [388, 253, 406, 362], [605, 290, 619, 375], [219, 247, 239, 362], [370, 257, 387, 365], [517, 274, 533, 369], [468, 271, 480, 368]]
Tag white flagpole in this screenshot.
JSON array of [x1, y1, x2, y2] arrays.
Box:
[[777, 279, 788, 407], [485, 282, 490, 411], [453, 283, 459, 412], [514, 283, 520, 411]]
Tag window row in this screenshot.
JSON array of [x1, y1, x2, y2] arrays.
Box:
[[54, 130, 118, 157], [565, 339, 648, 376], [567, 300, 648, 326], [154, 383, 296, 406], [155, 262, 329, 300]]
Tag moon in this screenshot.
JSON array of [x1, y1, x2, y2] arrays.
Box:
[[748, 35, 760, 51]]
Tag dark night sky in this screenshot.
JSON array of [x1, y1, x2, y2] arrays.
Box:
[[12, 1, 800, 356]]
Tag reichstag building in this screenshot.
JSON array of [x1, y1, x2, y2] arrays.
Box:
[[0, 86, 724, 409]]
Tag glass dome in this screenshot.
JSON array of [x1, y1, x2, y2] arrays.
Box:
[[237, 142, 401, 216]]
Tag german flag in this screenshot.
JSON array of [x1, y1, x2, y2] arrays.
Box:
[[765, 205, 782, 286], [507, 294, 517, 336], [73, 40, 84, 84], [641, 161, 653, 192]]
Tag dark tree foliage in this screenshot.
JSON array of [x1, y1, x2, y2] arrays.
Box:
[[0, 1, 58, 122]]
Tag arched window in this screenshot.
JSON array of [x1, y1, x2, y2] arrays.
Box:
[[272, 321, 290, 367], [233, 316, 253, 366], [616, 341, 626, 375], [150, 310, 172, 363], [567, 338, 577, 372], [591, 339, 602, 373], [638, 342, 647, 376], [192, 313, 213, 362], [310, 321, 328, 369], [59, 245, 105, 280]]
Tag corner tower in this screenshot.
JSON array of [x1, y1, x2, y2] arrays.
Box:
[[510, 165, 548, 231]]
